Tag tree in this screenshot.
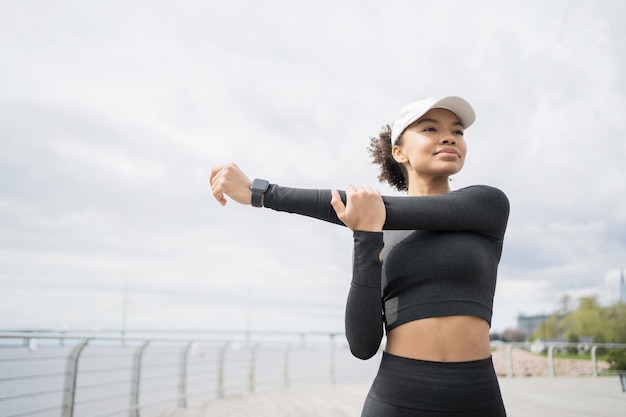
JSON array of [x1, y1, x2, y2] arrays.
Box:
[[532, 313, 560, 341], [607, 349, 626, 371], [529, 296, 626, 345], [603, 303, 626, 343], [558, 296, 607, 344], [566, 332, 579, 354], [558, 294, 574, 316]]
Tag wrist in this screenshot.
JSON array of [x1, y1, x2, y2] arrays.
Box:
[[250, 178, 270, 207]]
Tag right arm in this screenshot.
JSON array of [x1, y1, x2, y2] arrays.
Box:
[[210, 164, 508, 239], [209, 162, 349, 226], [330, 187, 386, 360]]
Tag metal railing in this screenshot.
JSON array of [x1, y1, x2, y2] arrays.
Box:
[[497, 341, 626, 378], [2, 332, 625, 417], [0, 331, 378, 417]]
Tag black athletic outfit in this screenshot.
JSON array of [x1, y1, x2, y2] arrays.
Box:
[[263, 184, 509, 416]]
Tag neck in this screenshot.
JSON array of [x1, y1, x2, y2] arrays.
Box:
[[407, 175, 451, 196]]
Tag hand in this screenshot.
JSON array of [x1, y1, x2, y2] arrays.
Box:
[[209, 163, 253, 206], [330, 185, 386, 231]]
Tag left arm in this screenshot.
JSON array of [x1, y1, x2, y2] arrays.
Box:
[[331, 186, 386, 360], [344, 231, 385, 359]]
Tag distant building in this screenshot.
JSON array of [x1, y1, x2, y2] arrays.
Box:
[[517, 313, 550, 339]]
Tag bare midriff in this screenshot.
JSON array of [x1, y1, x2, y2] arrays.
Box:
[[385, 315, 491, 362]]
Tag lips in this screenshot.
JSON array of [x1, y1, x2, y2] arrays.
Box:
[[435, 148, 460, 157]]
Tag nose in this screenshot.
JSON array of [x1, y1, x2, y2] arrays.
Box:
[[440, 130, 456, 144]]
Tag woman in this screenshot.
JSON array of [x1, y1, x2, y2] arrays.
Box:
[[210, 96, 509, 416]]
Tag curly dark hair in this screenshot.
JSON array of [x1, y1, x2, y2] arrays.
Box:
[[367, 124, 408, 192]]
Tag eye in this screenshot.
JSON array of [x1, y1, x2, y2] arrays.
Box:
[[453, 129, 464, 136], [423, 126, 437, 132]]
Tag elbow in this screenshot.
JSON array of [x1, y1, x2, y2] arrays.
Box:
[[350, 345, 379, 360], [347, 338, 381, 360]]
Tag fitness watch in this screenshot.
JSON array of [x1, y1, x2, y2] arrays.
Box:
[[250, 178, 270, 207]]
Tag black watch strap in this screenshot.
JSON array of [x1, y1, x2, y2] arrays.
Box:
[[250, 178, 270, 207]]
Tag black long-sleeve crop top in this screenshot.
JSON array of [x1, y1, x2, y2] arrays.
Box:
[[263, 184, 510, 359]]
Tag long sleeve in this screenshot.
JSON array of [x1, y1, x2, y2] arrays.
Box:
[[345, 231, 385, 360], [263, 184, 509, 238], [263, 185, 346, 227]]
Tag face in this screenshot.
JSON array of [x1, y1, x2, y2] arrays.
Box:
[[392, 108, 467, 180]]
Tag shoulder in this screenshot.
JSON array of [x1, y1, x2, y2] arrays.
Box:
[[454, 185, 508, 202], [454, 185, 510, 215]]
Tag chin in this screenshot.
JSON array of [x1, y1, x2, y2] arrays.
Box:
[[442, 166, 464, 176]]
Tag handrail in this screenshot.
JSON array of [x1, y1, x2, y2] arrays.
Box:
[[1, 332, 624, 417], [498, 341, 626, 378], [61, 338, 90, 417], [178, 342, 193, 407], [129, 341, 150, 417], [0, 371, 66, 382], [1, 331, 358, 417]]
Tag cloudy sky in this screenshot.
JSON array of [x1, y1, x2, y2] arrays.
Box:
[[1, 0, 625, 336]]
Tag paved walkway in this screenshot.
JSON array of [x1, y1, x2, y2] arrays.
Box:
[[148, 376, 625, 417]]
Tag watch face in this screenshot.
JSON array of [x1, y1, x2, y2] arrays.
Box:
[[251, 179, 269, 191]]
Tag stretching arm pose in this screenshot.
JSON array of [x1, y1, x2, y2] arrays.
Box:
[[210, 164, 508, 236], [210, 163, 509, 360], [210, 96, 509, 365], [210, 165, 389, 358], [211, 96, 510, 416]]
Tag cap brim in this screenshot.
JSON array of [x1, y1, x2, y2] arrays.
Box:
[[390, 96, 476, 143], [428, 96, 476, 129]]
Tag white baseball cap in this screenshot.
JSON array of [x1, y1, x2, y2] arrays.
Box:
[[390, 96, 476, 143]]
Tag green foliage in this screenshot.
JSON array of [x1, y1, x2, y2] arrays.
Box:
[[559, 296, 607, 340], [607, 348, 626, 371], [594, 333, 607, 355], [530, 296, 626, 344], [604, 303, 626, 342], [558, 294, 574, 316], [566, 332, 579, 354], [533, 313, 560, 340]]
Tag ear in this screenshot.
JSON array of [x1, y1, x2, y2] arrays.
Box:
[[392, 144, 407, 164]]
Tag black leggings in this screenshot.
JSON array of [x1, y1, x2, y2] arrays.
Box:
[[361, 352, 506, 417]]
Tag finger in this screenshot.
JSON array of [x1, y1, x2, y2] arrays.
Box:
[[209, 165, 226, 186], [212, 187, 227, 206], [209, 167, 224, 202], [345, 184, 362, 204], [210, 174, 228, 206], [364, 186, 381, 198], [330, 189, 346, 221], [330, 189, 346, 211]]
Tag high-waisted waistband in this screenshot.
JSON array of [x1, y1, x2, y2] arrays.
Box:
[[361, 352, 506, 417]]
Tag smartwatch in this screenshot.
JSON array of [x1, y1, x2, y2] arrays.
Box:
[[250, 178, 270, 207]]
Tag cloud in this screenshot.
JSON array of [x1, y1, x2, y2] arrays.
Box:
[[0, 0, 625, 334]]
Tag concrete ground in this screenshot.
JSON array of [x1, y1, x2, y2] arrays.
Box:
[[148, 376, 625, 417]]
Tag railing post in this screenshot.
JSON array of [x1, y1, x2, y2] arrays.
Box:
[[591, 345, 598, 377], [217, 342, 229, 398], [129, 341, 150, 417], [178, 342, 194, 408], [61, 338, 90, 417], [283, 343, 291, 389], [329, 334, 336, 385], [548, 345, 555, 377], [506, 344, 514, 378], [248, 343, 259, 392]]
